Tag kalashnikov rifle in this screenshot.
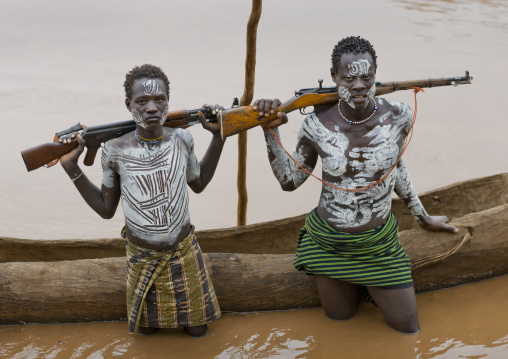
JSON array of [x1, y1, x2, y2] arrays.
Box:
[[21, 71, 472, 172], [20, 107, 223, 172]]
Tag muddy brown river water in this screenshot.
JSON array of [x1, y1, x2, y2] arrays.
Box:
[[1, 275, 508, 358], [1, 0, 507, 357]]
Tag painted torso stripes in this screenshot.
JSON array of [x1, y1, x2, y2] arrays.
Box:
[[102, 128, 200, 244]]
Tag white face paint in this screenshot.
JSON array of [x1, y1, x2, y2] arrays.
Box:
[[339, 59, 374, 109], [131, 109, 146, 129], [338, 86, 355, 109], [143, 79, 164, 96], [131, 106, 168, 128], [365, 83, 376, 108], [348, 59, 370, 77], [159, 106, 169, 125]]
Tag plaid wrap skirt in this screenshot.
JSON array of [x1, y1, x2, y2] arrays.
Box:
[[126, 230, 221, 332]]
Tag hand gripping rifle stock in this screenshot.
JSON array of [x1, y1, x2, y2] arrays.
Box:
[[218, 71, 473, 140], [21, 108, 216, 172]]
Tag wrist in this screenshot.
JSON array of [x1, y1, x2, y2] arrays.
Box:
[[70, 171, 83, 182], [63, 164, 82, 179], [212, 132, 225, 144]]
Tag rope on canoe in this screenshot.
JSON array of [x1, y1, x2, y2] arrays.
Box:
[[410, 228, 472, 270]]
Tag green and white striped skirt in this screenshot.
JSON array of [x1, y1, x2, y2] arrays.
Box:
[[294, 209, 413, 289]]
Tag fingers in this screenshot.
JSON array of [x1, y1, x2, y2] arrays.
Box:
[[76, 134, 87, 148], [277, 111, 289, 124], [253, 99, 281, 117], [197, 111, 207, 125], [270, 99, 281, 115], [438, 216, 459, 233], [262, 111, 288, 129], [445, 224, 460, 234], [423, 215, 459, 233], [202, 104, 224, 115], [58, 132, 79, 144]]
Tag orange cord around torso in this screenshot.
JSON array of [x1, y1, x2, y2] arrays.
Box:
[[264, 87, 423, 192]]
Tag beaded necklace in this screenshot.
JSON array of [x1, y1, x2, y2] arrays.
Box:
[[135, 130, 165, 144], [338, 99, 377, 125]]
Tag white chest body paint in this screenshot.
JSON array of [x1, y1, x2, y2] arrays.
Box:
[[303, 99, 413, 230], [101, 129, 200, 244]]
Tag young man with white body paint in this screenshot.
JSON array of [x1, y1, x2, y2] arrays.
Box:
[[59, 64, 224, 336], [253, 37, 458, 334]]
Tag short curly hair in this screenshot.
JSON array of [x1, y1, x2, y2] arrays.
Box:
[[124, 64, 170, 100], [331, 36, 377, 72]]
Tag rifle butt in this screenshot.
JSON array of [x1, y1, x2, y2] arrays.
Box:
[[218, 93, 339, 139], [219, 106, 279, 140], [21, 142, 79, 172]]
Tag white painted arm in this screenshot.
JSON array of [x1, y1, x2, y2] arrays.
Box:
[[262, 125, 317, 191], [393, 159, 428, 225]]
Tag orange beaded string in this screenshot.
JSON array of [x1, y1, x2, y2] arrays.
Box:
[[264, 87, 423, 192]]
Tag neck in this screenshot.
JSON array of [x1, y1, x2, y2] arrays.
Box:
[[135, 127, 165, 143], [341, 100, 374, 119]]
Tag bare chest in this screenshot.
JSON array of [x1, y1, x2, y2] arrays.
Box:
[[310, 114, 408, 178]]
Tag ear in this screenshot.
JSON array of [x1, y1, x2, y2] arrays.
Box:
[[330, 67, 337, 82], [125, 98, 131, 111]]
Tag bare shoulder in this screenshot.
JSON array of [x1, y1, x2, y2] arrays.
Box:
[[171, 128, 195, 148], [299, 112, 325, 143], [378, 98, 412, 117], [104, 131, 136, 152]]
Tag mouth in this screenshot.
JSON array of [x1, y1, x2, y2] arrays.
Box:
[[351, 93, 370, 103], [144, 117, 161, 123]]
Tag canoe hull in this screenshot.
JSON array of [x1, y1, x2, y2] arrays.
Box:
[[1, 173, 507, 325]]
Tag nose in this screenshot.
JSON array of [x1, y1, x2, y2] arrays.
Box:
[[351, 78, 366, 90], [146, 100, 158, 113]]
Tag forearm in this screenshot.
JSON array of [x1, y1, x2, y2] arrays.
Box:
[[263, 127, 312, 191], [191, 133, 225, 193], [393, 160, 428, 225], [62, 163, 118, 219]]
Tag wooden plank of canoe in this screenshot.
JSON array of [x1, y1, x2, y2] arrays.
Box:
[[1, 203, 507, 325], [1, 173, 507, 263], [0, 253, 318, 325]]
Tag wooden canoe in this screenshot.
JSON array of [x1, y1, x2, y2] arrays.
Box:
[[1, 173, 507, 325]]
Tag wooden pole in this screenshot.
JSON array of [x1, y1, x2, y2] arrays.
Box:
[[237, 0, 262, 226]]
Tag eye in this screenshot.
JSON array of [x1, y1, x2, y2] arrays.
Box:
[[346, 76, 353, 82], [362, 75, 370, 80], [138, 100, 146, 105]]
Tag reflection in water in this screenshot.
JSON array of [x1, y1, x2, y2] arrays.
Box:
[[216, 329, 315, 359], [417, 337, 508, 359], [392, 0, 508, 29]]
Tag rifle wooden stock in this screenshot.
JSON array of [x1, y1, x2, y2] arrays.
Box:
[[219, 72, 473, 139], [219, 93, 339, 140], [21, 142, 79, 172]]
